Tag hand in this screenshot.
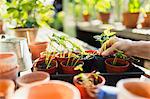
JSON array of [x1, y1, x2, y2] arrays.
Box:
[[99, 37, 133, 56]]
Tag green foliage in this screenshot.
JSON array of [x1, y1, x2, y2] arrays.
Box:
[[74, 71, 101, 86], [94, 27, 116, 45], [95, 0, 112, 13], [128, 0, 141, 13], [3, 0, 54, 28], [112, 50, 128, 65], [48, 33, 85, 53], [50, 11, 64, 30]]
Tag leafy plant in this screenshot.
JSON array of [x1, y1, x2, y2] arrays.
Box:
[[3, 0, 54, 28], [48, 33, 85, 53], [128, 0, 141, 13], [94, 28, 128, 66], [94, 27, 116, 50], [95, 0, 112, 13], [112, 50, 128, 65], [74, 71, 101, 86], [37, 51, 56, 69]]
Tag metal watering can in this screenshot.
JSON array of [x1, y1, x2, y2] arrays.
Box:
[[0, 35, 32, 72]]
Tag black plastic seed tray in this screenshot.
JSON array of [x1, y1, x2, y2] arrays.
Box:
[[50, 66, 144, 86]]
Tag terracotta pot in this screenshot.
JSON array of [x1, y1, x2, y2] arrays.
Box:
[[105, 58, 130, 73], [83, 14, 90, 22], [99, 13, 110, 24], [123, 12, 139, 28], [35, 59, 58, 74], [0, 79, 15, 99], [142, 13, 150, 28], [73, 74, 105, 99], [117, 78, 150, 99], [14, 80, 81, 99], [29, 42, 48, 60], [0, 52, 19, 80], [60, 60, 84, 74], [15, 28, 38, 43], [0, 20, 3, 34], [16, 71, 50, 87]]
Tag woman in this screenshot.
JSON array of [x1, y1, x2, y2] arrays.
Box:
[[99, 37, 150, 60]]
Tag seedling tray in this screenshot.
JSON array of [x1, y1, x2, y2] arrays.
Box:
[[50, 66, 144, 86]]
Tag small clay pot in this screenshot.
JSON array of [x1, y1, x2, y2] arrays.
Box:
[[123, 12, 139, 28], [0, 66, 19, 80], [60, 60, 84, 74], [35, 59, 58, 74], [0, 79, 15, 99], [105, 58, 130, 73], [14, 80, 81, 99], [15, 28, 38, 43], [142, 13, 150, 28], [29, 42, 48, 60], [83, 14, 90, 21], [16, 71, 50, 87], [99, 13, 110, 24], [0, 20, 3, 34], [117, 78, 150, 99], [0, 52, 19, 80], [73, 74, 105, 99]]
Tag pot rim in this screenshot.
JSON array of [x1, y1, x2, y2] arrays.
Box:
[[29, 41, 48, 46], [0, 66, 18, 75], [105, 58, 129, 67], [123, 12, 140, 14], [117, 78, 150, 98], [14, 28, 38, 31], [35, 59, 58, 71], [16, 71, 50, 87], [60, 60, 84, 67], [14, 80, 81, 99]]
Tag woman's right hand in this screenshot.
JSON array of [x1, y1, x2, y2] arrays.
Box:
[[99, 36, 133, 56]]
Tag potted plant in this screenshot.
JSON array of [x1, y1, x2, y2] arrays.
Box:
[[29, 41, 48, 60], [94, 28, 116, 72], [60, 57, 84, 74], [73, 71, 106, 99], [95, 0, 112, 24], [3, 0, 54, 43], [140, 1, 150, 28], [33, 51, 58, 74], [105, 50, 130, 73], [123, 0, 141, 28], [80, 0, 97, 22]]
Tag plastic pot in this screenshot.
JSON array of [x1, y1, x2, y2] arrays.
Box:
[[0, 79, 15, 99], [16, 71, 50, 87], [117, 78, 150, 99], [99, 13, 110, 24], [123, 12, 139, 28], [29, 42, 48, 60], [60, 60, 84, 74], [73, 74, 106, 99], [105, 58, 130, 73], [34, 59, 58, 74], [14, 80, 81, 99]]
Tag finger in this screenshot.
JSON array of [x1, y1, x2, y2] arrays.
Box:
[[101, 43, 119, 56]]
